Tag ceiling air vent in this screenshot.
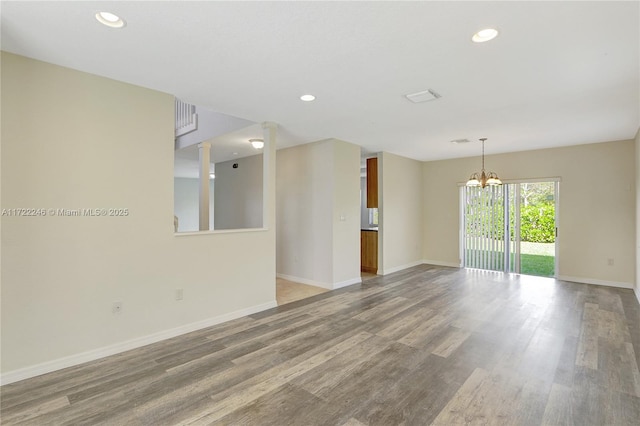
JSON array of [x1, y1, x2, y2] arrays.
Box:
[[450, 138, 471, 144], [405, 89, 441, 103]]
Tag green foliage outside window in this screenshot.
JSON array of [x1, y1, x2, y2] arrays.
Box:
[[465, 183, 555, 243], [519, 182, 555, 243], [520, 204, 555, 243]]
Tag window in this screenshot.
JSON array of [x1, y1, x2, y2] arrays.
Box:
[[173, 99, 268, 233]]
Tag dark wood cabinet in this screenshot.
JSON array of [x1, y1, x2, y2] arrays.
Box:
[[366, 157, 378, 208], [361, 230, 378, 273]]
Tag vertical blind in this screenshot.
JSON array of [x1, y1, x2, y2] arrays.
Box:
[[463, 185, 512, 272]]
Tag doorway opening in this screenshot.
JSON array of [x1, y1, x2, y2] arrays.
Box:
[[462, 181, 558, 277]]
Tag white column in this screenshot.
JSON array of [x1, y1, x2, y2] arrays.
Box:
[[198, 142, 211, 231], [262, 122, 277, 229]]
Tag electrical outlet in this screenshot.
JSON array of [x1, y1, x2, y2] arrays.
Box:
[[175, 288, 184, 301], [112, 301, 122, 314]]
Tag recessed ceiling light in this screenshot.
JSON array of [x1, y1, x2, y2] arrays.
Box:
[[472, 28, 498, 43], [95, 11, 126, 28], [300, 94, 316, 102], [209, 173, 215, 179], [249, 139, 264, 149]]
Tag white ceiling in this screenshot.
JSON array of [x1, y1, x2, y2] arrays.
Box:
[[2, 1, 638, 161]]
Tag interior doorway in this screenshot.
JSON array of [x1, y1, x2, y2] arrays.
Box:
[[462, 181, 558, 277]]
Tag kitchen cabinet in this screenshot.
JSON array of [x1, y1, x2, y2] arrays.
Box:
[[366, 157, 378, 208], [361, 230, 378, 273]]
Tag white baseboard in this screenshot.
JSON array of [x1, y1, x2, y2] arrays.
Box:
[[422, 259, 462, 268], [333, 277, 362, 289], [277, 273, 332, 289], [276, 273, 360, 290], [379, 260, 425, 276], [0, 300, 277, 386], [557, 275, 634, 290]]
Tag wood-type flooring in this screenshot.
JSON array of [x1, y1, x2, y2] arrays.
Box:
[[2, 265, 640, 425]]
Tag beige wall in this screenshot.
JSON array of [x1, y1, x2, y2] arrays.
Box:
[[331, 141, 361, 284], [0, 53, 276, 381], [277, 141, 334, 285], [379, 152, 424, 274], [423, 140, 635, 286], [276, 139, 360, 288]]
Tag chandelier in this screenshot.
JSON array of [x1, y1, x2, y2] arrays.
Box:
[[466, 138, 502, 188]]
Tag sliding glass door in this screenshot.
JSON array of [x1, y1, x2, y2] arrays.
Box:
[[462, 181, 557, 277]]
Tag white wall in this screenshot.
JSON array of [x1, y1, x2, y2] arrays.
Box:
[[276, 139, 361, 289], [423, 140, 636, 287], [379, 152, 424, 274], [0, 53, 276, 382], [174, 177, 214, 232], [214, 154, 263, 230], [635, 128, 640, 304]]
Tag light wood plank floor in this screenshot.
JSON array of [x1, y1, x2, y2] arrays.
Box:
[[2, 265, 640, 425], [276, 278, 328, 306]]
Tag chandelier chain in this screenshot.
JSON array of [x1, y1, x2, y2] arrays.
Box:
[[466, 137, 501, 188]]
